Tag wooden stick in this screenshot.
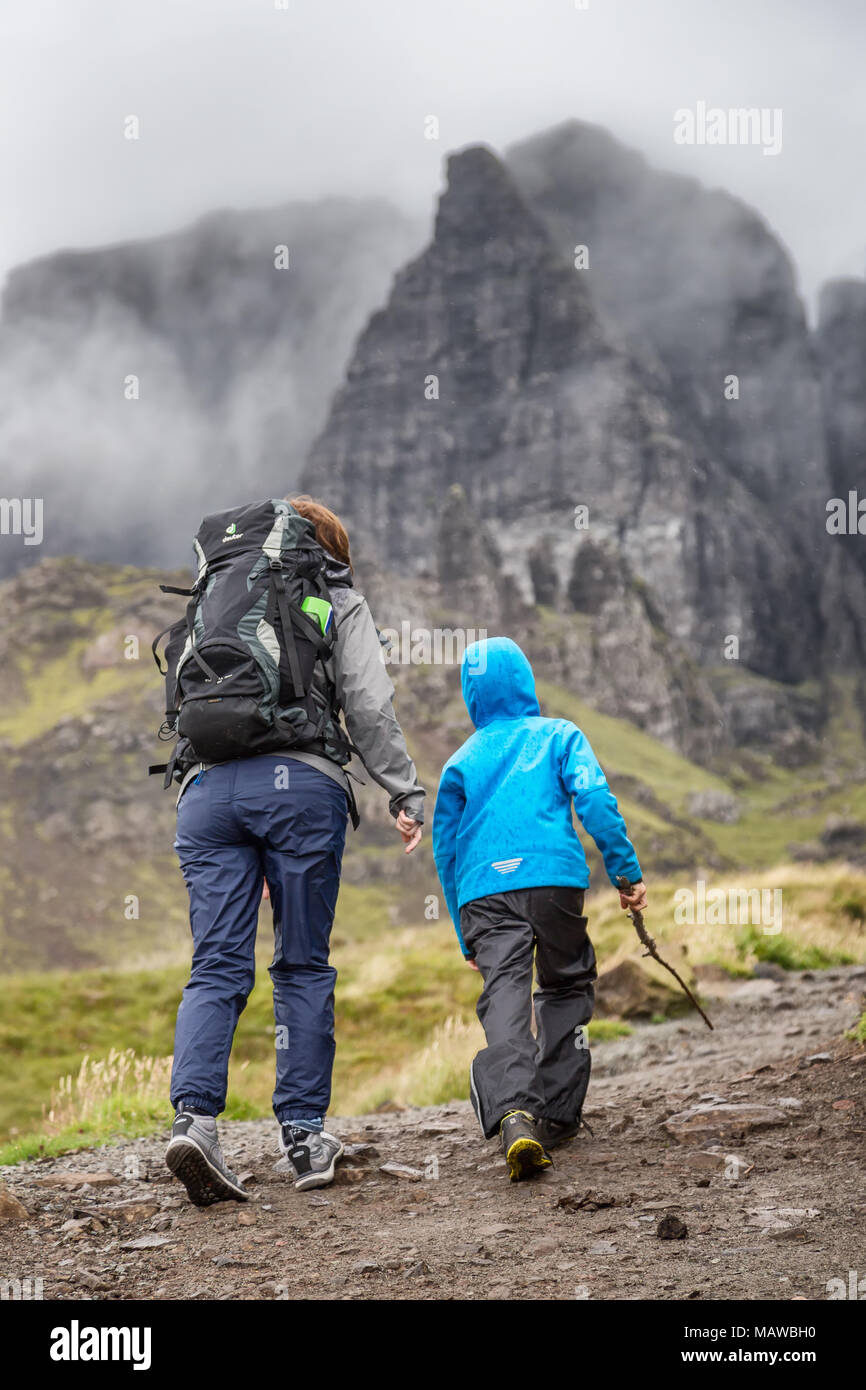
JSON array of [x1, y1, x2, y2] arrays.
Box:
[[615, 877, 714, 1031]]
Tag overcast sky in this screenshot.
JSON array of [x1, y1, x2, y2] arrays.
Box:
[[0, 0, 862, 312]]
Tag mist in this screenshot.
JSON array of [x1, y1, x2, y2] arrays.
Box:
[[2, 0, 864, 301], [1, 0, 865, 572]]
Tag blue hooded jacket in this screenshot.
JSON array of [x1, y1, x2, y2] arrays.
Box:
[[432, 637, 642, 955]]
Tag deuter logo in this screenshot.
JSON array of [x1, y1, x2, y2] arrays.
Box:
[[221, 522, 244, 543], [491, 857, 522, 875]]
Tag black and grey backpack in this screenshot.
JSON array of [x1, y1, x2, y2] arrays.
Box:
[[150, 498, 353, 788]]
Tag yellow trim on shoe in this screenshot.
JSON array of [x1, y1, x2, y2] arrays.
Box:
[[505, 1135, 553, 1182]]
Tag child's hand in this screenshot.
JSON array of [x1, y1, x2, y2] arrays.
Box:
[[466, 958, 480, 971], [619, 880, 648, 912], [396, 810, 423, 853]]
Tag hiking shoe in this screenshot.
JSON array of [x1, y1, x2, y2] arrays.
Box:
[[279, 1125, 344, 1191], [537, 1115, 592, 1150], [165, 1103, 249, 1207], [499, 1110, 552, 1182]]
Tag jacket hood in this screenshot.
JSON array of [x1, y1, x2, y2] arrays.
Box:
[[460, 637, 540, 728], [322, 553, 354, 588]]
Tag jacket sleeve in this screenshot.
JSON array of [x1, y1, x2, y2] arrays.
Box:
[[332, 593, 425, 822], [432, 762, 470, 956], [559, 723, 643, 888]]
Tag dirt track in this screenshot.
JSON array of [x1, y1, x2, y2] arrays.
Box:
[[2, 964, 865, 1301]]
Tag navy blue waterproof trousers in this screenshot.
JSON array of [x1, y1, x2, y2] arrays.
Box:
[[170, 756, 349, 1125]]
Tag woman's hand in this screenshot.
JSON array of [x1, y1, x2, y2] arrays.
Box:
[[467, 958, 480, 972], [396, 809, 423, 853]]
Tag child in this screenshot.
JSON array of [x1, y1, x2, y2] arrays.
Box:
[[432, 636, 647, 1181]]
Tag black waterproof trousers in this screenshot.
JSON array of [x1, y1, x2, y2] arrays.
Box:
[[460, 886, 597, 1138]]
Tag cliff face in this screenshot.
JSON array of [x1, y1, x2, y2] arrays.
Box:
[[506, 121, 866, 671], [2, 117, 865, 776], [309, 145, 636, 573], [815, 278, 866, 589], [0, 197, 423, 573], [303, 136, 864, 687], [507, 121, 828, 501]]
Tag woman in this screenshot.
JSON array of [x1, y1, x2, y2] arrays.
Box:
[[165, 496, 424, 1203]]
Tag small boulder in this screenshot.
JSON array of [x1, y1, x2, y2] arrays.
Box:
[[555, 1189, 616, 1212], [663, 1102, 787, 1145], [680, 1149, 728, 1172], [104, 1200, 160, 1224], [657, 1214, 688, 1240], [0, 1182, 28, 1223], [686, 790, 741, 824], [379, 1162, 423, 1181], [595, 959, 680, 1019], [821, 816, 866, 854], [36, 1170, 118, 1189]]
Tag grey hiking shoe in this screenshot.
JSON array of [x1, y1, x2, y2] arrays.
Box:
[[537, 1114, 592, 1151], [165, 1103, 249, 1206], [279, 1124, 344, 1191]]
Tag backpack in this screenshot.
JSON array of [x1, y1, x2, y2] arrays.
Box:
[[149, 498, 353, 790]]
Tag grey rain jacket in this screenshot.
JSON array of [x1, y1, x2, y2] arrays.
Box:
[[317, 555, 425, 822]]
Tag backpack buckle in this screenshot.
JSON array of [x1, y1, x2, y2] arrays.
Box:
[[268, 558, 283, 571]]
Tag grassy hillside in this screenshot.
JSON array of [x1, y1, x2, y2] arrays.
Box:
[[0, 556, 864, 973], [538, 674, 866, 873]]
